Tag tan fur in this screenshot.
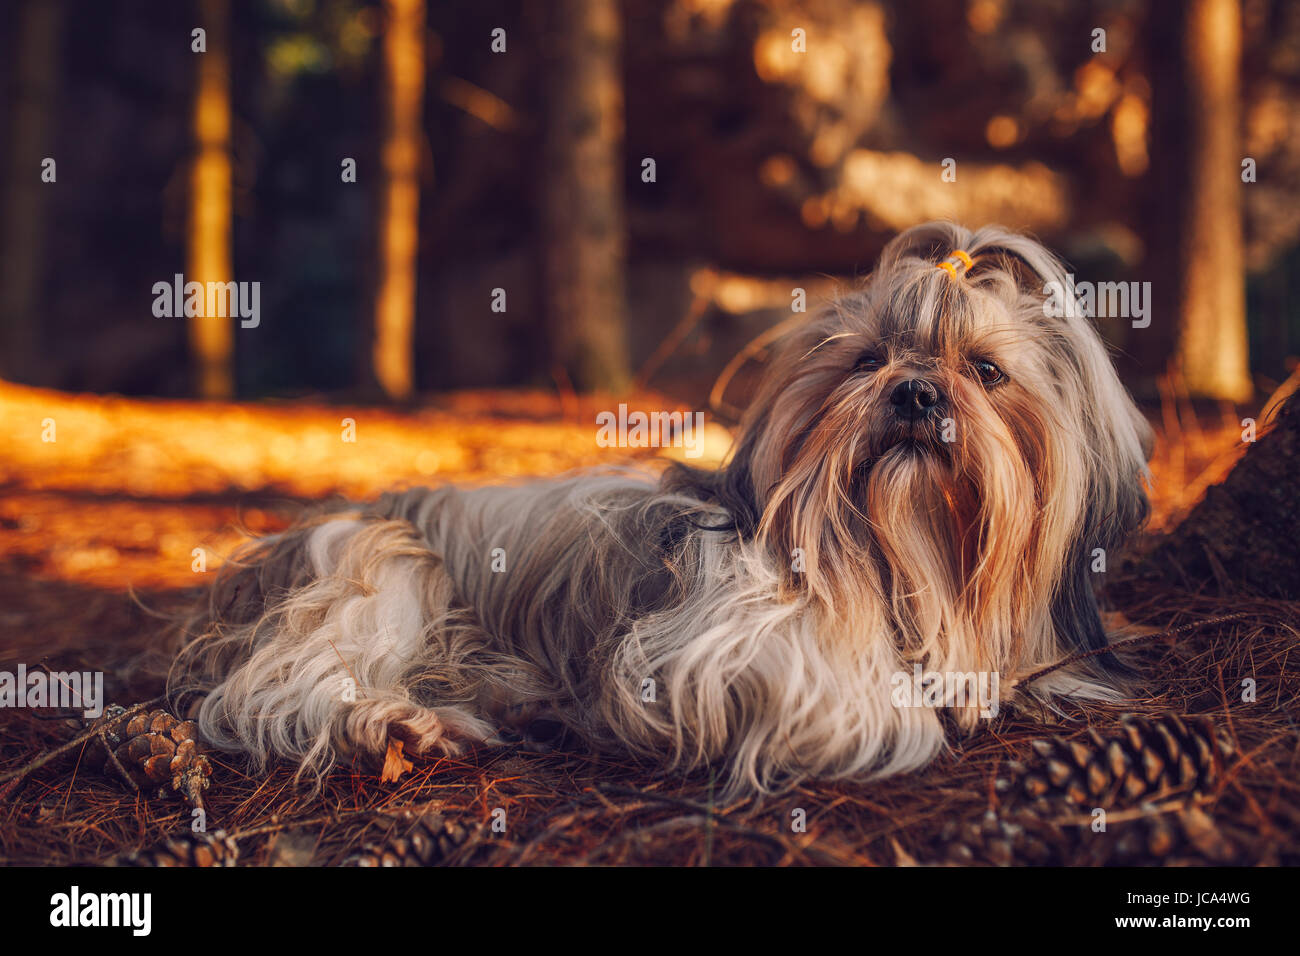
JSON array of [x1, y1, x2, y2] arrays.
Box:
[[171, 222, 1152, 797]]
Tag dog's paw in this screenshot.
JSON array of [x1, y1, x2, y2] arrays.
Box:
[[387, 710, 468, 758], [344, 700, 490, 761]]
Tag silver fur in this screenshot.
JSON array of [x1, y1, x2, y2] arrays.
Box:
[[172, 222, 1153, 797]]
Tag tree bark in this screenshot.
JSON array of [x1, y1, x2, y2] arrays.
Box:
[[1175, 0, 1252, 401], [541, 0, 632, 393], [372, 0, 426, 402], [0, 0, 63, 383], [188, 0, 234, 400]]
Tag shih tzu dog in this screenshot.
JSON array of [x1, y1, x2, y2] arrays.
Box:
[[171, 222, 1152, 797]]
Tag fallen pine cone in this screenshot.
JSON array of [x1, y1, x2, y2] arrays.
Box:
[[117, 830, 239, 867], [941, 802, 1239, 866], [998, 714, 1232, 810], [1084, 802, 1239, 865], [82, 704, 213, 811], [940, 808, 1062, 866], [344, 811, 472, 867], [936, 715, 1241, 866]]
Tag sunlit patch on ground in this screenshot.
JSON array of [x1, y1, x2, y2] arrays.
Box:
[[0, 381, 732, 590]]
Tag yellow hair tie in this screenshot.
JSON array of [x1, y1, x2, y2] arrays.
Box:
[[936, 249, 974, 278]]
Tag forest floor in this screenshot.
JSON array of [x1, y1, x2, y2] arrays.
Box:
[[1, 378, 1296, 866]]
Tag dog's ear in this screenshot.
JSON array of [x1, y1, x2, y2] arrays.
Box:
[[1043, 300, 1150, 669]]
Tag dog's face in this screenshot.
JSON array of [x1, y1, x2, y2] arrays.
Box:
[[718, 223, 1153, 685]]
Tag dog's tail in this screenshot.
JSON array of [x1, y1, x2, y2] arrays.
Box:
[[168, 507, 496, 786]]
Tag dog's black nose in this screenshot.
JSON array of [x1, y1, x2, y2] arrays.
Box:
[[890, 379, 942, 418]]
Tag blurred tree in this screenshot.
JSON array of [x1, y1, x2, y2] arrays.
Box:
[[0, 0, 63, 383], [1176, 0, 1253, 401], [541, 0, 632, 393], [189, 0, 234, 399], [372, 0, 425, 401]]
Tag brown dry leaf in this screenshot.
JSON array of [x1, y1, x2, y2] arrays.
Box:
[[381, 738, 414, 783]]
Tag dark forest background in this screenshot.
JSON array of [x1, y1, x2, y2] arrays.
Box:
[[2, 0, 1298, 411]]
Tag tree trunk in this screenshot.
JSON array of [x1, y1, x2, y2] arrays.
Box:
[[1132, 0, 1185, 397], [1175, 0, 1252, 402], [1139, 395, 1299, 598], [541, 0, 632, 393], [372, 0, 426, 402], [0, 0, 63, 383], [188, 0, 234, 400]]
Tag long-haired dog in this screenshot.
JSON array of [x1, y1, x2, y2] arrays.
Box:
[[171, 222, 1152, 797]]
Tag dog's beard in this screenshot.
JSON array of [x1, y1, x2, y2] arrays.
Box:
[[755, 378, 1071, 722], [864, 403, 1047, 670]]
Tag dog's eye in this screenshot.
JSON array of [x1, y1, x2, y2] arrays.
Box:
[[971, 359, 1004, 386], [855, 352, 884, 373]]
